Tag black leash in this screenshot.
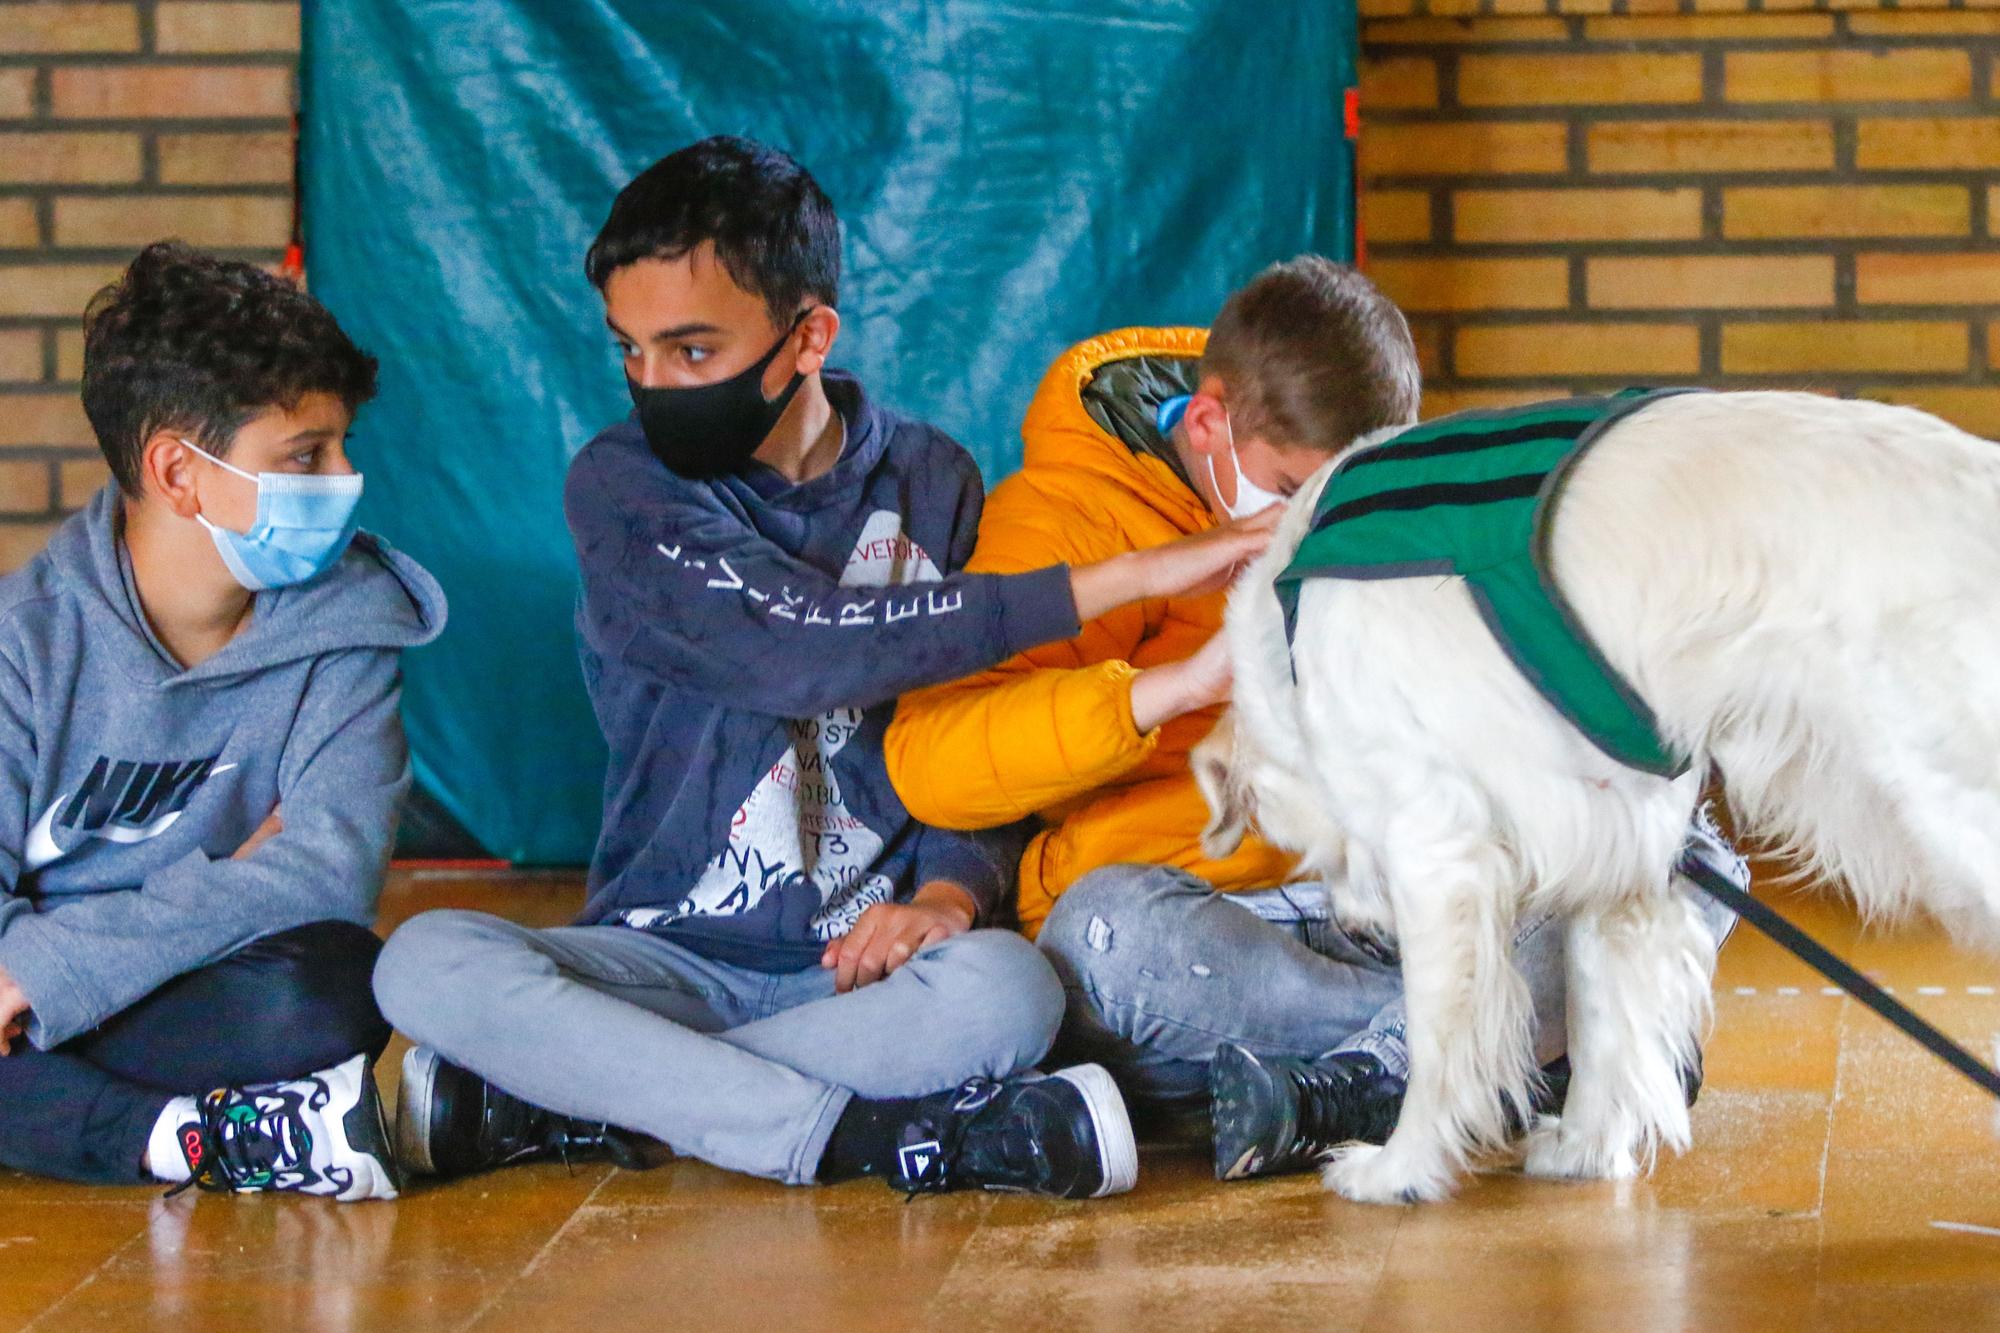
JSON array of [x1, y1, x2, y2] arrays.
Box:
[[1681, 861, 2000, 1101]]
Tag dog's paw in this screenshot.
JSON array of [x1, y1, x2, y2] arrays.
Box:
[[1320, 1142, 1457, 1205], [1522, 1118, 1640, 1182]]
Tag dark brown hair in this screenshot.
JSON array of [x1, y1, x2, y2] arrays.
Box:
[[82, 241, 377, 495], [1200, 255, 1421, 453]]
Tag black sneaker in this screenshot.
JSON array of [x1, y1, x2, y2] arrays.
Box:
[[1209, 1044, 1404, 1181], [396, 1045, 670, 1178], [892, 1064, 1138, 1200], [172, 1053, 401, 1201]]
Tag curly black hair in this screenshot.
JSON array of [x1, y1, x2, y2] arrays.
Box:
[[584, 136, 839, 326], [80, 241, 379, 495]]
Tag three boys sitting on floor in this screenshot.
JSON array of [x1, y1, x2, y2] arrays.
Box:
[[0, 135, 1744, 1201]]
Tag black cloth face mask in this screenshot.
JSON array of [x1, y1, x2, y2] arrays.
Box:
[[627, 309, 811, 478]]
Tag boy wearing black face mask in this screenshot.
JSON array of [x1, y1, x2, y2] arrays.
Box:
[[375, 136, 1265, 1198]]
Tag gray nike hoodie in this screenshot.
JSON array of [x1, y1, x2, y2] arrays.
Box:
[[0, 485, 446, 1049]]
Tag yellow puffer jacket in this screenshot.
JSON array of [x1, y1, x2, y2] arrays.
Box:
[[885, 326, 1297, 937]]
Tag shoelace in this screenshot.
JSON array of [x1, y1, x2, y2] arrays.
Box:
[[482, 1085, 609, 1174], [899, 1077, 1004, 1202], [1287, 1060, 1394, 1161], [164, 1086, 308, 1198]]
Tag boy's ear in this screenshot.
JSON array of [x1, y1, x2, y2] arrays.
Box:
[[137, 430, 205, 520], [1181, 380, 1231, 459], [792, 305, 841, 377]]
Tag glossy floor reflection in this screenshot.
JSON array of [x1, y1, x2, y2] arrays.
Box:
[[6, 867, 1998, 1330]]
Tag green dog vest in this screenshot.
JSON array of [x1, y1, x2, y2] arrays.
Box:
[[1274, 390, 1694, 778]]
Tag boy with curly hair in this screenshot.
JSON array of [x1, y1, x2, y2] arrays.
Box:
[[0, 242, 444, 1201]]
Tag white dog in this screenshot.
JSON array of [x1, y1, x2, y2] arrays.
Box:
[[1197, 389, 2000, 1205]]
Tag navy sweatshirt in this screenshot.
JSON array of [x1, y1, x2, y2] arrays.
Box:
[[565, 371, 1080, 971]]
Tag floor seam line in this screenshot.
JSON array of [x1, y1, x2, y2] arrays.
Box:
[[20, 1212, 151, 1331], [456, 1167, 618, 1332]]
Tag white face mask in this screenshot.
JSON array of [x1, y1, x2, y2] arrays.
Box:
[[1204, 412, 1284, 520]]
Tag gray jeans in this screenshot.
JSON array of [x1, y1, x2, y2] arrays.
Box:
[[1037, 864, 1735, 1110], [372, 911, 1064, 1185]]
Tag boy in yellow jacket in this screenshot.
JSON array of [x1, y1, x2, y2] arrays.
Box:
[[885, 257, 1742, 1181]]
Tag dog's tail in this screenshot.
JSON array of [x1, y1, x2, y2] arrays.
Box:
[[1562, 390, 2000, 937]]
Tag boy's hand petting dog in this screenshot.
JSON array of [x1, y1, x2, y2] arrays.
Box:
[[0, 964, 29, 1056], [1068, 506, 1279, 623], [1131, 629, 1235, 733], [821, 881, 976, 993], [1159, 504, 1282, 599]]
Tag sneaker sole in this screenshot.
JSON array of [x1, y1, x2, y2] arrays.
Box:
[[1052, 1064, 1139, 1198], [1209, 1043, 1283, 1182], [396, 1045, 441, 1177]]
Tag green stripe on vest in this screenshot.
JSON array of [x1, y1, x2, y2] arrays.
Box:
[[1274, 389, 1694, 778]]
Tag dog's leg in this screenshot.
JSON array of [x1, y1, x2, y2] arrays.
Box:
[[1322, 797, 1536, 1205], [1524, 889, 1713, 1180]]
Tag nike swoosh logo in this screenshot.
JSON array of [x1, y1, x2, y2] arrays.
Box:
[[23, 763, 242, 870], [24, 794, 67, 871]]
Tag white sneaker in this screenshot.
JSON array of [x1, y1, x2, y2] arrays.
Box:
[[171, 1053, 401, 1202]]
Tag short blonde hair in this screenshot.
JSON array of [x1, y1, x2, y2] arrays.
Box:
[[1200, 255, 1421, 453]]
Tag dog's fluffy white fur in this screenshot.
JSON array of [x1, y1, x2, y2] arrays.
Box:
[[1197, 390, 2000, 1204]]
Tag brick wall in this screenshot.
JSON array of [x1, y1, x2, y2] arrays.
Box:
[[3, 3, 1998, 572], [0, 0, 296, 567], [1359, 1, 2000, 430]]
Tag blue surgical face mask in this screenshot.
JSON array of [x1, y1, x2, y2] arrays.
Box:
[[179, 439, 364, 590]]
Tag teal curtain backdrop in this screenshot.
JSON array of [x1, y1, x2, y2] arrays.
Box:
[[300, 1, 1358, 864]]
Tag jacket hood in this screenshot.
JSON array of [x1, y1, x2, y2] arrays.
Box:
[[1019, 325, 1214, 535], [37, 484, 447, 687]]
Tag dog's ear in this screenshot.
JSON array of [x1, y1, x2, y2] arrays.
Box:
[[1193, 713, 1251, 859]]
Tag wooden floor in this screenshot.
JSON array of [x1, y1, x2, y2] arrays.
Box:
[[6, 867, 1999, 1331]]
